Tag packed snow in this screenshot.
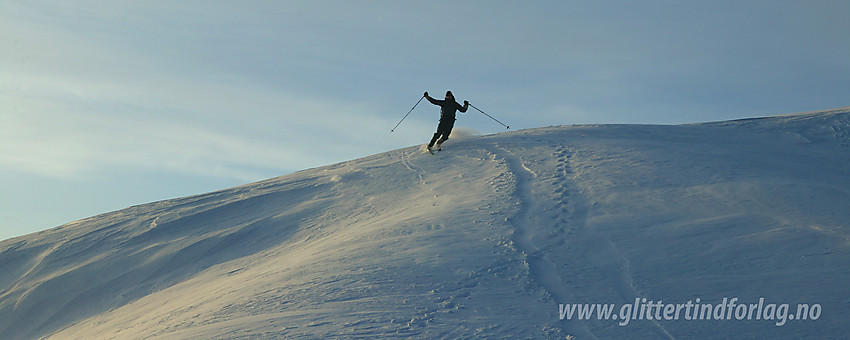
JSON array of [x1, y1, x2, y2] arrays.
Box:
[[1, 107, 848, 339]]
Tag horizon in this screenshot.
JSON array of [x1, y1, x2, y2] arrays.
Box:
[[2, 1, 850, 241]]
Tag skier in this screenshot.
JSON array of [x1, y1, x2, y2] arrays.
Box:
[[424, 90, 469, 150]]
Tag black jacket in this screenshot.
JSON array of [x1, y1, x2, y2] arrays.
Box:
[[426, 96, 469, 121]]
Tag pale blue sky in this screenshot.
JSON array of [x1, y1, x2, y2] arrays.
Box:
[[2, 1, 849, 241]]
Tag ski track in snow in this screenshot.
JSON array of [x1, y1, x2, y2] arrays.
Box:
[[400, 146, 439, 207], [400, 147, 425, 186], [550, 143, 675, 339], [481, 140, 605, 338], [485, 138, 676, 339], [551, 143, 676, 340]]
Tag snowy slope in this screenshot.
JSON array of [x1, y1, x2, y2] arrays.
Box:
[[1, 107, 849, 339]]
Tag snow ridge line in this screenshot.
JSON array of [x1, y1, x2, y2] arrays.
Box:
[[482, 142, 591, 338]]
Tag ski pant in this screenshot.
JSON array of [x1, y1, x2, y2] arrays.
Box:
[[429, 118, 455, 147]]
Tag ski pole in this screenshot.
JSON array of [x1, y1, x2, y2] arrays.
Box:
[[391, 94, 425, 133], [469, 103, 509, 129]]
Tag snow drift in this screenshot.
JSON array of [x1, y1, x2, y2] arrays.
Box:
[[1, 107, 849, 339]]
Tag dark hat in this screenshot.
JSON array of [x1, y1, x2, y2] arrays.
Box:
[[446, 91, 453, 97]]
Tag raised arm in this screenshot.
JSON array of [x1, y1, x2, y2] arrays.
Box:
[[459, 100, 469, 113], [424, 91, 442, 105]]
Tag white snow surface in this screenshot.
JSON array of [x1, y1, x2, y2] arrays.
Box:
[[2, 107, 849, 339]]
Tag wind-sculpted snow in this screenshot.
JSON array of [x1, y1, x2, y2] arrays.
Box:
[[1, 107, 848, 339]]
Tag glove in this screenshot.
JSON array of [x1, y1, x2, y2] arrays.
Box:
[[464, 100, 469, 105], [424, 91, 429, 97]]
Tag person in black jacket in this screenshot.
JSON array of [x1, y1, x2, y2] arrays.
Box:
[[424, 90, 469, 149]]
